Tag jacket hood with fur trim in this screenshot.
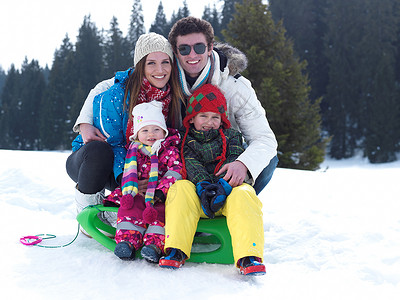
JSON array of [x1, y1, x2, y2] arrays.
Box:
[[214, 42, 248, 76]]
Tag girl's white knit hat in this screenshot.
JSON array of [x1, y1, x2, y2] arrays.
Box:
[[134, 32, 174, 66], [130, 101, 168, 141]]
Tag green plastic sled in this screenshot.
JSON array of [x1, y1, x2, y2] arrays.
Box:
[[76, 204, 234, 264]]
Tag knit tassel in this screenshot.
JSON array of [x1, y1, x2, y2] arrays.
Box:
[[142, 151, 159, 224], [180, 128, 189, 180], [213, 128, 227, 174], [143, 202, 157, 224], [121, 141, 159, 224], [121, 142, 140, 197]]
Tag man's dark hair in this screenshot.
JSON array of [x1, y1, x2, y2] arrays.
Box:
[[168, 16, 215, 53]]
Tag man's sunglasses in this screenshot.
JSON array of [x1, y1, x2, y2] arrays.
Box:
[[177, 43, 207, 56]]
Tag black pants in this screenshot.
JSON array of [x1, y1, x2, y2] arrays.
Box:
[[66, 141, 118, 194]]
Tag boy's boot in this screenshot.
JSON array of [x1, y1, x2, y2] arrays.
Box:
[[159, 248, 187, 269], [239, 256, 266, 276]]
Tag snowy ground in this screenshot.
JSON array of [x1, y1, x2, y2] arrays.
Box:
[[0, 149, 399, 299]]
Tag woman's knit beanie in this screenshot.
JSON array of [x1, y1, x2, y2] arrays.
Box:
[[134, 32, 174, 66]]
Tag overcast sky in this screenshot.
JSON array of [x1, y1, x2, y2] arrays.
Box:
[[0, 0, 219, 71]]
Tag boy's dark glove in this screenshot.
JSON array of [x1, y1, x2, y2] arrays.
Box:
[[196, 179, 233, 218], [196, 181, 214, 218], [208, 178, 232, 213]]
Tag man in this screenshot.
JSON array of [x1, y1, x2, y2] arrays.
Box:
[[167, 17, 277, 192]]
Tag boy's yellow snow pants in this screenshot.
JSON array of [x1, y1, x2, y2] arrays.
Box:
[[164, 180, 264, 266]]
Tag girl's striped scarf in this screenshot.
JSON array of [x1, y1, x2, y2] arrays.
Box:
[[121, 141, 159, 214]]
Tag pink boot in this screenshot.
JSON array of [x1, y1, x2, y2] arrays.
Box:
[[114, 194, 147, 260]]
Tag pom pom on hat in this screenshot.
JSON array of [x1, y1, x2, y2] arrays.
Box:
[[134, 32, 174, 66]]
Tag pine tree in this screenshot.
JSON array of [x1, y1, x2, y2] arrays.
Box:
[[220, 0, 243, 42], [395, 0, 400, 87], [74, 15, 104, 88], [323, 0, 361, 158], [203, 5, 221, 41], [269, 0, 329, 103], [0, 66, 6, 106], [168, 1, 191, 31], [40, 35, 75, 149], [180, 0, 190, 18], [127, 0, 145, 58], [323, 0, 377, 159], [202, 5, 212, 26], [10, 59, 46, 149], [394, 0, 400, 154], [103, 16, 132, 78], [359, 0, 400, 162], [150, 1, 169, 38], [0, 65, 20, 149], [67, 15, 104, 145], [224, 0, 326, 170]]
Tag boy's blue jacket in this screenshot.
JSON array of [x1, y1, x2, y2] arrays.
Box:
[[71, 69, 132, 180]]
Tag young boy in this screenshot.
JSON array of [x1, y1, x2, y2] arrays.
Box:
[[111, 101, 182, 263], [159, 84, 266, 276]]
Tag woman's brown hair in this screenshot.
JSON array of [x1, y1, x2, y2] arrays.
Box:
[[123, 55, 184, 129]]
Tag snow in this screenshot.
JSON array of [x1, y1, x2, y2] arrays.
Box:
[[1, 149, 399, 299]]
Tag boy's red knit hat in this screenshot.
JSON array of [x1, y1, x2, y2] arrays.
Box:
[[181, 84, 231, 179], [183, 84, 231, 129]]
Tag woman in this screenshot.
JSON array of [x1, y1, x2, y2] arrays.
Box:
[[66, 33, 183, 231]]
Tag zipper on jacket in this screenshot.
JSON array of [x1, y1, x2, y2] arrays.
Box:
[[98, 94, 110, 139]]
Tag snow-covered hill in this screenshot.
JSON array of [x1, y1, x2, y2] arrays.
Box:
[[1, 149, 399, 299]]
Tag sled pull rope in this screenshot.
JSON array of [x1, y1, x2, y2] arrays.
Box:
[[20, 205, 99, 248], [20, 223, 80, 248]]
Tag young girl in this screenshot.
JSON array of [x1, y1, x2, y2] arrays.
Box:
[[112, 101, 182, 262], [67, 33, 183, 231]]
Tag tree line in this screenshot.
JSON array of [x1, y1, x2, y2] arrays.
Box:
[[0, 0, 398, 169], [269, 0, 400, 163]]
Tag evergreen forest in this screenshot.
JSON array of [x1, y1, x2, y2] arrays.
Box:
[[0, 0, 399, 169]]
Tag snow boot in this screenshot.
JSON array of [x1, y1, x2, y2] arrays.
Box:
[[114, 241, 136, 261], [238, 256, 266, 276], [75, 186, 117, 237], [114, 216, 146, 260], [141, 244, 163, 263], [159, 248, 186, 269], [141, 223, 165, 263]]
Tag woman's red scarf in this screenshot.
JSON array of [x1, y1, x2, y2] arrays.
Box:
[[125, 78, 171, 145]]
